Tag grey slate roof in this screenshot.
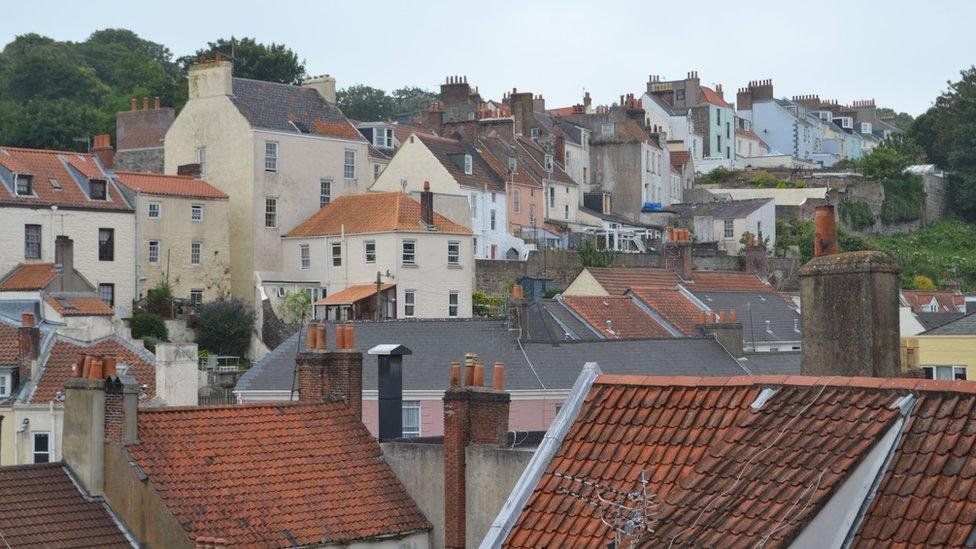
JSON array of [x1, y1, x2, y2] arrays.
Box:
[[670, 198, 773, 220], [237, 319, 764, 394], [519, 300, 600, 343], [739, 351, 801, 375], [923, 313, 976, 335], [690, 291, 801, 345], [229, 78, 365, 141], [916, 312, 965, 332]]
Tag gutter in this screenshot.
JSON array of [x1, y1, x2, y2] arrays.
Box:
[[480, 362, 601, 548]]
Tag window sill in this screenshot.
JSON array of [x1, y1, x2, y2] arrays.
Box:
[[448, 264, 463, 269], [401, 263, 419, 268]]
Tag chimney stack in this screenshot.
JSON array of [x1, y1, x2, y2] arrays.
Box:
[[91, 134, 115, 169], [177, 163, 202, 179], [583, 91, 592, 111], [54, 235, 74, 282], [302, 74, 337, 104], [18, 312, 40, 385], [154, 343, 199, 406], [420, 181, 434, 227], [696, 310, 744, 357], [368, 344, 413, 441], [814, 205, 839, 257], [443, 355, 510, 549], [664, 227, 693, 280], [297, 323, 363, 419], [187, 58, 233, 100]]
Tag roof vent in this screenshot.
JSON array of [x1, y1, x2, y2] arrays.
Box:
[[750, 388, 777, 410], [889, 394, 916, 415], [765, 320, 773, 334], [793, 318, 800, 333]]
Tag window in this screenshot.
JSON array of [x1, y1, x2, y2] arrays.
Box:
[[723, 219, 734, 239], [402, 240, 416, 265], [923, 366, 967, 381], [331, 243, 342, 267], [490, 210, 496, 230], [148, 240, 159, 264], [473, 237, 478, 255], [716, 108, 721, 125], [196, 146, 206, 177], [602, 123, 613, 136], [448, 241, 460, 266], [32, 432, 50, 464], [470, 195, 478, 218], [402, 401, 421, 437], [90, 180, 107, 200], [449, 291, 459, 317], [190, 289, 203, 305], [530, 127, 540, 139], [344, 149, 356, 180], [508, 156, 517, 173], [265, 198, 277, 228], [276, 286, 286, 298], [675, 89, 685, 101], [549, 186, 555, 208], [191, 204, 203, 221], [25, 224, 41, 260], [98, 283, 114, 307], [49, 178, 62, 191], [320, 179, 332, 208], [148, 201, 161, 219], [565, 204, 569, 219], [491, 192, 497, 203], [404, 290, 416, 317], [265, 141, 278, 172], [374, 128, 394, 148], [305, 288, 319, 303], [514, 189, 521, 214], [190, 242, 202, 265], [364, 240, 376, 263], [98, 228, 114, 261], [464, 154, 473, 175], [299, 244, 310, 269], [717, 135, 722, 153], [544, 154, 554, 172], [15, 174, 33, 195], [0, 373, 8, 397]]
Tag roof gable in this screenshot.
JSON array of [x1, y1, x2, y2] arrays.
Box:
[[229, 78, 365, 141], [286, 192, 471, 237], [560, 296, 671, 339], [416, 133, 505, 192], [114, 171, 228, 199], [0, 147, 132, 211]]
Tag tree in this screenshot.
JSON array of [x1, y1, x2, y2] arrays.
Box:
[[876, 107, 915, 131], [391, 86, 438, 115], [337, 84, 396, 121], [194, 298, 255, 357], [576, 236, 615, 268], [280, 290, 312, 324], [180, 37, 305, 84]]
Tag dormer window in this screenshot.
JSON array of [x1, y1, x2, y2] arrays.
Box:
[[15, 174, 32, 195], [374, 128, 394, 148], [90, 180, 107, 200], [464, 154, 473, 175]]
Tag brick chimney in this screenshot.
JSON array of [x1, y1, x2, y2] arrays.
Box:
[[177, 163, 202, 179], [554, 133, 566, 167], [441, 76, 477, 123], [664, 227, 693, 280], [532, 94, 545, 113], [509, 89, 534, 136], [303, 73, 337, 104], [91, 134, 115, 169], [583, 91, 592, 112], [420, 181, 434, 227], [814, 205, 839, 257], [696, 310, 744, 358], [297, 323, 363, 419], [18, 312, 40, 384], [443, 355, 510, 549], [736, 87, 753, 111]]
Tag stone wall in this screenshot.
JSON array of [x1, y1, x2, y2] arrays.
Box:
[[114, 148, 165, 173]]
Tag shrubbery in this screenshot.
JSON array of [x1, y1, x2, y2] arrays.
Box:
[[838, 198, 876, 231], [194, 298, 255, 357], [130, 312, 168, 341]]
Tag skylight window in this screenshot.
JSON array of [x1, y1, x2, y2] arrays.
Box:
[[49, 178, 62, 190]]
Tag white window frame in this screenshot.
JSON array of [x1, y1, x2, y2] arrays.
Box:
[[464, 154, 473, 175], [32, 432, 50, 463], [0, 373, 9, 397], [148, 201, 161, 219], [490, 209, 496, 231], [276, 286, 286, 298], [470, 194, 478, 218], [344, 149, 357, 180], [265, 141, 278, 172], [602, 123, 613, 136], [15, 174, 33, 196], [402, 401, 421, 437], [190, 241, 202, 266], [300, 244, 310, 270], [265, 198, 277, 228], [196, 146, 207, 177], [923, 365, 967, 381], [364, 240, 376, 264], [404, 290, 416, 317], [723, 218, 734, 239], [402, 240, 416, 265], [191, 204, 203, 222], [513, 189, 521, 214], [449, 291, 459, 317], [148, 240, 160, 264], [190, 289, 204, 305], [448, 241, 460, 266], [331, 243, 342, 267], [320, 179, 332, 208]]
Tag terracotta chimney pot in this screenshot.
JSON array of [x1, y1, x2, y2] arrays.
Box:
[[473, 361, 485, 387], [450, 362, 462, 388], [315, 324, 328, 350], [492, 363, 505, 390]]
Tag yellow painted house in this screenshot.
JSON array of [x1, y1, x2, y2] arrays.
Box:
[[903, 314, 976, 380]]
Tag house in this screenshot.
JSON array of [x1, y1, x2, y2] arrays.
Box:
[[486, 369, 976, 547], [0, 145, 136, 317], [901, 289, 965, 313], [733, 115, 770, 165], [669, 198, 776, 254], [641, 84, 704, 164], [54, 326, 431, 547], [737, 80, 823, 164], [903, 312, 976, 380], [269, 186, 473, 320], [114, 95, 174, 173], [114, 171, 231, 304], [164, 60, 371, 306], [530, 110, 591, 190]]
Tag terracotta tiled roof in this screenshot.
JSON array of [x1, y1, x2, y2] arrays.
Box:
[[416, 133, 506, 192], [688, 272, 774, 292], [477, 137, 538, 188], [392, 123, 436, 146], [585, 267, 681, 295], [560, 296, 670, 338], [114, 171, 228, 199], [0, 263, 57, 291], [30, 337, 154, 404], [628, 286, 704, 336], [901, 290, 962, 314], [515, 136, 576, 186], [547, 106, 581, 117], [669, 149, 691, 169], [700, 85, 733, 108], [0, 322, 18, 364], [316, 283, 394, 305], [0, 147, 132, 210], [126, 402, 431, 546], [506, 375, 976, 548], [0, 462, 131, 547], [44, 295, 114, 316], [287, 191, 470, 237]]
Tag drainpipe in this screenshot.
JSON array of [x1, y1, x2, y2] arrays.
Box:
[[134, 190, 141, 299]]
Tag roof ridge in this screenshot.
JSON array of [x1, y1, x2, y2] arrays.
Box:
[[138, 400, 344, 415], [594, 374, 976, 394], [0, 460, 65, 472], [0, 146, 95, 157]]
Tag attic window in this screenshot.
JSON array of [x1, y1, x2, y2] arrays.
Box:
[[464, 154, 473, 175], [15, 174, 33, 196], [49, 178, 62, 190], [90, 180, 107, 200]]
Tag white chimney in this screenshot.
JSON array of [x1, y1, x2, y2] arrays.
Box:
[[188, 59, 233, 100], [154, 343, 199, 406], [303, 74, 337, 104]]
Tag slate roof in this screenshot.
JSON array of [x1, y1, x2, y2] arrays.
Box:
[[691, 290, 801, 344], [560, 296, 671, 339], [416, 133, 506, 192], [504, 374, 976, 548], [0, 147, 132, 210], [923, 312, 976, 335], [670, 198, 774, 220], [516, 136, 576, 185], [518, 299, 600, 343], [229, 78, 364, 141], [236, 319, 758, 395], [114, 171, 228, 199], [0, 462, 132, 547], [0, 263, 57, 291], [738, 351, 801, 375], [286, 191, 470, 237], [126, 402, 430, 546], [916, 312, 966, 332], [27, 336, 155, 404]]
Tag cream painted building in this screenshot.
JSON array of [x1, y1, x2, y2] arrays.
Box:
[[164, 60, 371, 306], [115, 171, 231, 303], [0, 147, 135, 316], [269, 190, 474, 320]]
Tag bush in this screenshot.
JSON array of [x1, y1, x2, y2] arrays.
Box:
[[695, 166, 741, 186], [912, 274, 937, 291], [576, 236, 614, 268], [194, 298, 255, 357], [146, 281, 173, 308], [130, 312, 168, 341], [543, 288, 561, 299], [280, 290, 312, 324], [838, 198, 876, 231], [747, 170, 786, 188], [473, 291, 505, 318], [142, 336, 160, 353], [880, 174, 925, 223]]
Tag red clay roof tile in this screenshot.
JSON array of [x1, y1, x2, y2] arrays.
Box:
[[0, 263, 57, 291], [287, 192, 470, 237], [30, 337, 155, 404], [628, 286, 705, 336], [44, 295, 114, 316], [560, 296, 671, 338], [114, 171, 228, 199], [0, 147, 131, 210]]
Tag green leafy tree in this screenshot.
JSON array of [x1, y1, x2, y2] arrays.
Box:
[[337, 84, 396, 121], [391, 86, 438, 115], [280, 290, 312, 324], [576, 236, 615, 268], [194, 298, 255, 357], [130, 312, 168, 341], [876, 107, 915, 131], [180, 37, 305, 84]]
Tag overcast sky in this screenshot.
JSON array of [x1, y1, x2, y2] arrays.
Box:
[[5, 0, 973, 115]]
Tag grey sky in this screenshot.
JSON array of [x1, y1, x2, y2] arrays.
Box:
[[5, 0, 973, 115]]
